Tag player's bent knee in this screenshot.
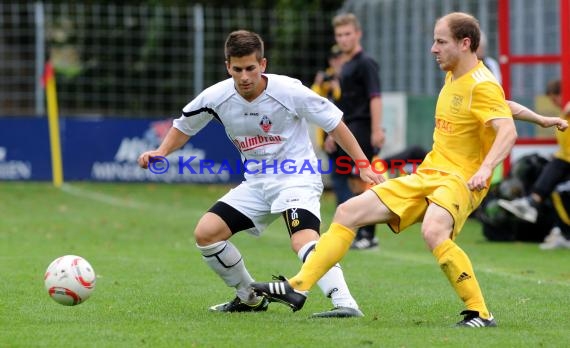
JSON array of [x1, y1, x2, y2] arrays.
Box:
[[194, 214, 232, 246], [420, 222, 451, 250], [333, 201, 358, 226]]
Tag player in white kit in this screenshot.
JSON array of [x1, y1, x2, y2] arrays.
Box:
[[138, 30, 382, 318]]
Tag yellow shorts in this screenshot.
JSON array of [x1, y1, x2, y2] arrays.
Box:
[[370, 169, 487, 238]]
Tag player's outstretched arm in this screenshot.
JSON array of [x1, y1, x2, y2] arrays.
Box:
[[507, 100, 568, 131], [138, 127, 190, 169], [329, 121, 384, 185]]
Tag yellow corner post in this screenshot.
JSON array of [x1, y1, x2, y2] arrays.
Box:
[[43, 62, 64, 187]]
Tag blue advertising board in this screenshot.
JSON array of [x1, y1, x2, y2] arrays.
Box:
[[0, 117, 52, 180], [0, 116, 243, 183]]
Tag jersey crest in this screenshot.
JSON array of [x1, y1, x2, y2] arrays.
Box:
[[450, 94, 463, 114], [259, 115, 272, 133]]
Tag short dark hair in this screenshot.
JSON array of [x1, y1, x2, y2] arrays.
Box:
[[546, 79, 561, 96], [224, 30, 264, 62], [438, 12, 481, 53]]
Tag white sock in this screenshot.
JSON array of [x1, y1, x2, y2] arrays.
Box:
[[197, 240, 259, 304], [297, 240, 359, 309]]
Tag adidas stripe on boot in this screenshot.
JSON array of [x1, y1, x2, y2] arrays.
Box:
[[250, 275, 307, 312], [455, 310, 497, 328]]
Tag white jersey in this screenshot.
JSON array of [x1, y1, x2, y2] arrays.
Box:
[[173, 73, 343, 182]]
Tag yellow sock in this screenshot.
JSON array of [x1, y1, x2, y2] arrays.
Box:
[[289, 222, 355, 291], [433, 239, 490, 319]]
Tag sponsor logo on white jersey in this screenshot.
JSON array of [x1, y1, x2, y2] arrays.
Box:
[[232, 135, 283, 152]]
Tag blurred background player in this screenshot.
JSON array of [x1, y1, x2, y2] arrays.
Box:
[[499, 78, 570, 248], [323, 13, 384, 250], [311, 44, 343, 103], [311, 45, 352, 205]]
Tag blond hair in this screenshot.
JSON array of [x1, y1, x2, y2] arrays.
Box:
[[332, 13, 361, 31]]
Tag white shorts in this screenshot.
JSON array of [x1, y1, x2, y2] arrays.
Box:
[[219, 177, 323, 236]]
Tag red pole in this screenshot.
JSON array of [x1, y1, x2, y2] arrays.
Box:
[[561, 0, 570, 105], [498, 0, 511, 99], [497, 0, 512, 176]]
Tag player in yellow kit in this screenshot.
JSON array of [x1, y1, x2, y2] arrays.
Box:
[[251, 12, 567, 327]]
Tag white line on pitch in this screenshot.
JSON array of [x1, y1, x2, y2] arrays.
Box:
[[60, 183, 154, 210]]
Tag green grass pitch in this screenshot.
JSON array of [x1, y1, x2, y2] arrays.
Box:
[[1, 182, 569, 347]]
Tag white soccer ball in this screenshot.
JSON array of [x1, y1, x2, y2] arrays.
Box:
[[44, 255, 96, 306]]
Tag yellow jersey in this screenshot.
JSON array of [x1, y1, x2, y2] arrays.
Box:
[[419, 61, 512, 182]]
